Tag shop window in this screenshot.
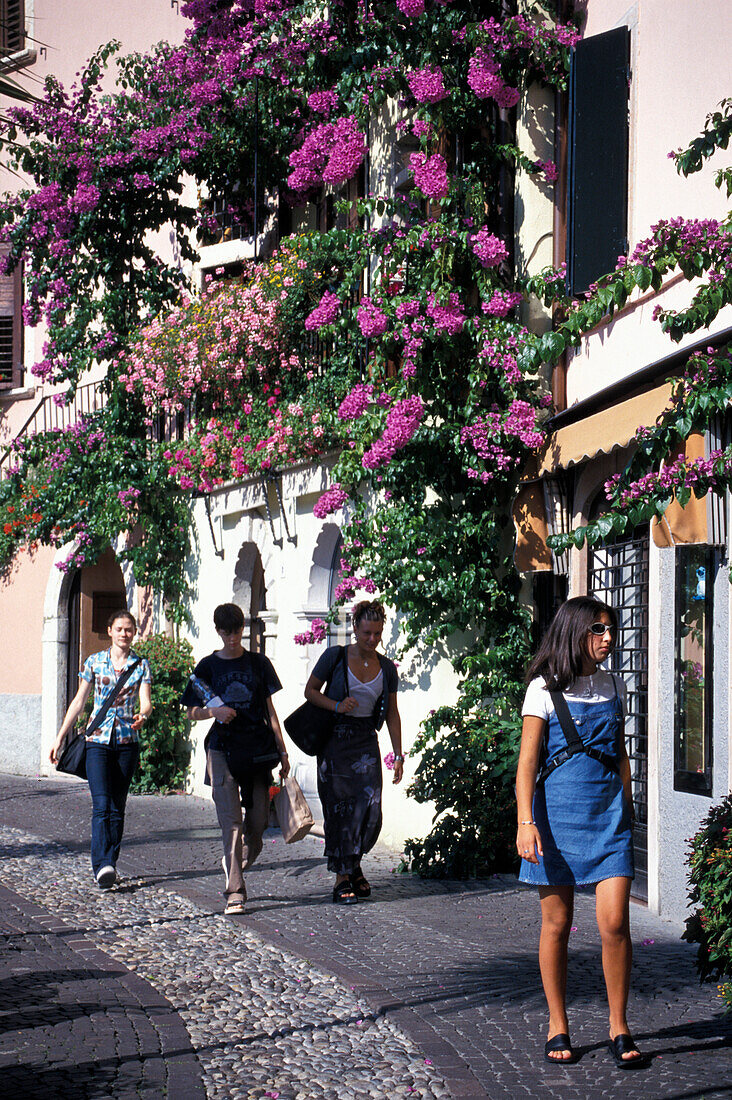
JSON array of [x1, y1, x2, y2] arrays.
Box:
[[567, 27, 630, 295], [674, 546, 715, 795]]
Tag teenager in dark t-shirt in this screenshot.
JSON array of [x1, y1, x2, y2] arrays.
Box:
[[182, 603, 289, 914]]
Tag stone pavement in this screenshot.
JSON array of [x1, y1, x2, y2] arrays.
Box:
[[0, 773, 730, 1099]]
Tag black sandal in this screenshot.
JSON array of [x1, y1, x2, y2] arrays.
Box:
[[608, 1033, 647, 1069], [544, 1034, 577, 1064], [351, 869, 371, 898], [332, 878, 358, 905]]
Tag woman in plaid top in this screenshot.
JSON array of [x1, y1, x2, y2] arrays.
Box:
[[51, 610, 152, 888]]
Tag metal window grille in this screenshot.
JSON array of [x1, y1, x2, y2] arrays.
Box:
[[588, 530, 650, 902]]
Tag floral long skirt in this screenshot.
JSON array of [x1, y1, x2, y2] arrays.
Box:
[[317, 715, 382, 875]]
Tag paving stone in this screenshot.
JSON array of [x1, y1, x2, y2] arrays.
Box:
[[0, 773, 731, 1098]]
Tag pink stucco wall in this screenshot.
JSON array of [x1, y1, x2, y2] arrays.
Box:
[[0, 543, 56, 693], [567, 0, 732, 406], [0, 3, 188, 699], [29, 1, 185, 90]]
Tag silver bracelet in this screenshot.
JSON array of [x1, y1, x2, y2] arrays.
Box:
[[519, 820, 536, 826]]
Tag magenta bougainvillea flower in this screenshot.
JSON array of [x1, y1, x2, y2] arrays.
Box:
[[471, 228, 509, 268], [406, 66, 448, 104], [410, 152, 449, 199], [357, 297, 389, 338], [304, 290, 340, 331]]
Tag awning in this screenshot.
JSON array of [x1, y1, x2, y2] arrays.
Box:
[[513, 384, 725, 572], [651, 433, 710, 548], [513, 480, 552, 573], [535, 382, 674, 476]]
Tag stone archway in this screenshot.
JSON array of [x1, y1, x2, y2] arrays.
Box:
[[41, 545, 127, 773]]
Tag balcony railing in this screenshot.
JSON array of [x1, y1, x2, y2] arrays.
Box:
[[0, 384, 191, 478]]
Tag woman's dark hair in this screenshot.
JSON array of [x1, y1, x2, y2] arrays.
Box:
[[107, 609, 136, 630], [526, 596, 618, 691], [352, 599, 386, 629], [213, 602, 245, 632]]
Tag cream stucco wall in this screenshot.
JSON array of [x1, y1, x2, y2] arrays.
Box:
[[179, 461, 458, 851], [566, 0, 732, 407]]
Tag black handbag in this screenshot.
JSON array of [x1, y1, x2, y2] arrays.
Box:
[[284, 646, 348, 757], [56, 657, 143, 781]]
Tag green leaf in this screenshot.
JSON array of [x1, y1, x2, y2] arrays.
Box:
[[635, 266, 652, 291]]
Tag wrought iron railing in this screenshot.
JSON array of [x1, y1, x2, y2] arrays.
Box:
[[0, 381, 107, 477]]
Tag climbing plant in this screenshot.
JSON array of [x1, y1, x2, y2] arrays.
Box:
[[9, 5, 727, 875]]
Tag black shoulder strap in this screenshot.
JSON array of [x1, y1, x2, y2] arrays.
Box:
[[86, 657, 142, 736], [549, 690, 584, 750], [340, 645, 349, 695]]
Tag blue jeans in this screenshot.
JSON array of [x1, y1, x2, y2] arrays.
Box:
[[86, 739, 140, 874]]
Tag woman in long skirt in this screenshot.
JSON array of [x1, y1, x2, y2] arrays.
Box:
[[304, 600, 404, 903]]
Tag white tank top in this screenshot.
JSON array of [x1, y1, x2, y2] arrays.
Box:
[[348, 669, 383, 717]]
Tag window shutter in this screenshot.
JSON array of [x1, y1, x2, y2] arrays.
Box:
[[567, 27, 630, 295], [0, 246, 23, 389], [0, 0, 24, 55]]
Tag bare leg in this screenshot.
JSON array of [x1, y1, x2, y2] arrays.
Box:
[[538, 885, 575, 1060], [595, 876, 641, 1062]]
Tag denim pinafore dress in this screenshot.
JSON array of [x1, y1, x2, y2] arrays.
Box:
[[519, 677, 634, 887]]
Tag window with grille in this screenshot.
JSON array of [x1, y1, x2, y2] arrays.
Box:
[[0, 245, 22, 389], [0, 0, 24, 56]]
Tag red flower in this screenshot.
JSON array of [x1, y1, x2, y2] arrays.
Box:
[[3, 523, 12, 534]]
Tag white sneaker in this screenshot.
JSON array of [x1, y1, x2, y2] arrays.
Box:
[[96, 865, 116, 889]]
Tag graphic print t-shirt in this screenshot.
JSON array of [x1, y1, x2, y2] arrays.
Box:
[[181, 651, 282, 753]]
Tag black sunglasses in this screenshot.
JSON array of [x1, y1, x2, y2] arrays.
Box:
[[589, 622, 616, 636]]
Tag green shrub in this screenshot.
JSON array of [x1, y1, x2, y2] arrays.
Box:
[[683, 793, 732, 1012], [130, 633, 193, 794], [403, 703, 522, 879]]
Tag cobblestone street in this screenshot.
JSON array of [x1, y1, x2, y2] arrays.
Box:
[[0, 773, 730, 1099]]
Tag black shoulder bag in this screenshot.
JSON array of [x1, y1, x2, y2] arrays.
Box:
[[284, 646, 349, 757], [535, 689, 620, 786], [57, 657, 143, 781]]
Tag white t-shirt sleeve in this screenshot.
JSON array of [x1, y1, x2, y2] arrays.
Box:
[[521, 677, 551, 721], [521, 671, 627, 720]]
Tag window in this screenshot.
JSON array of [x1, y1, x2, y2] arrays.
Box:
[[567, 27, 630, 295], [0, 245, 22, 389], [0, 0, 24, 57], [91, 591, 128, 635], [674, 546, 715, 795]]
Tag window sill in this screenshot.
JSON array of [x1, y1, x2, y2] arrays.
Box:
[[0, 386, 35, 401], [0, 48, 37, 75]]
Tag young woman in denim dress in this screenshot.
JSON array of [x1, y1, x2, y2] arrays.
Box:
[[515, 597, 645, 1069]]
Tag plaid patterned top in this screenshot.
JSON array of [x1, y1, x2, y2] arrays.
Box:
[[80, 649, 151, 745]]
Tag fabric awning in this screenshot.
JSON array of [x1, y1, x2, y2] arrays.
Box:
[[513, 481, 553, 573], [535, 382, 674, 475], [651, 433, 709, 548], [512, 383, 723, 572]]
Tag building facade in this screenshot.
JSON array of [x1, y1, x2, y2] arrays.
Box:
[[0, 1, 730, 919]]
